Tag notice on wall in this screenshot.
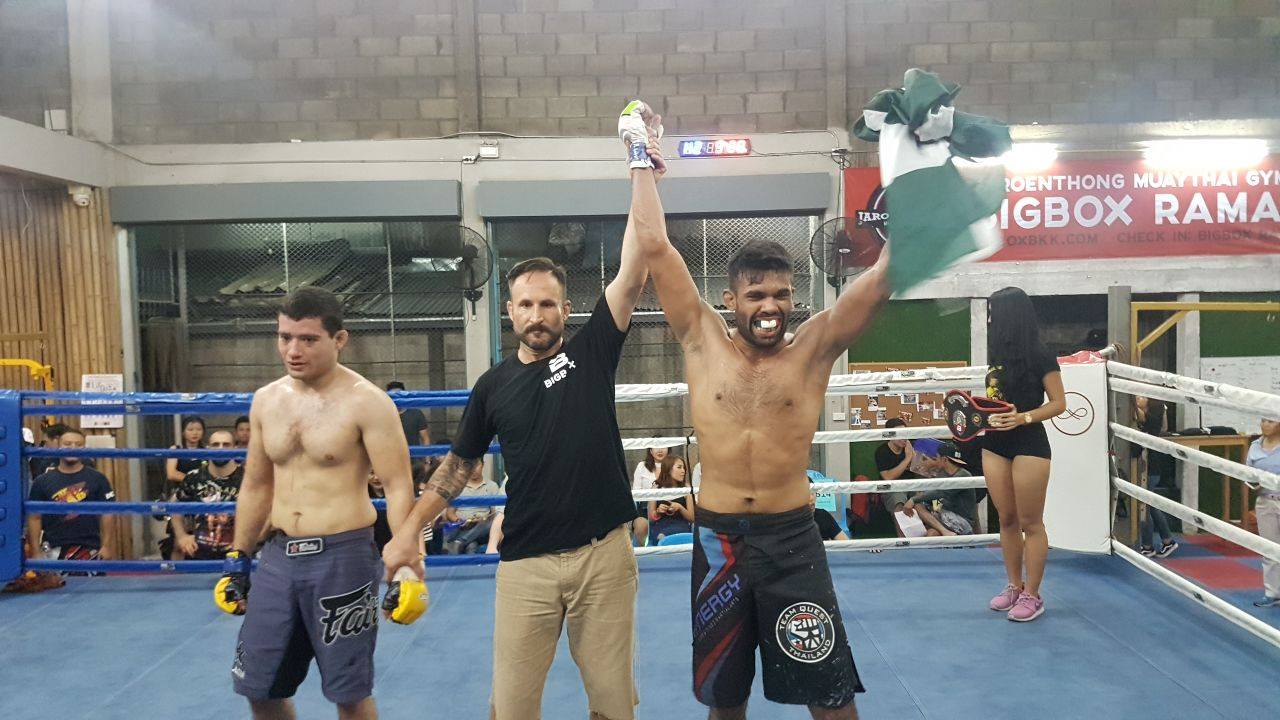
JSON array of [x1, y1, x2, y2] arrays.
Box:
[[1200, 356, 1280, 431], [80, 374, 124, 429], [845, 161, 1280, 262]]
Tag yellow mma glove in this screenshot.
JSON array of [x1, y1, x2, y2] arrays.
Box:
[[382, 566, 429, 625]]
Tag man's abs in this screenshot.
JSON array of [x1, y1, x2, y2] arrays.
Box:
[[269, 465, 377, 537], [694, 430, 814, 514]]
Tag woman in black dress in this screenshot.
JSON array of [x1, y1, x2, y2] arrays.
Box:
[[982, 288, 1066, 622]]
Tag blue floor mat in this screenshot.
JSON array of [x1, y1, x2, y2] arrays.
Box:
[[1, 548, 1276, 719]]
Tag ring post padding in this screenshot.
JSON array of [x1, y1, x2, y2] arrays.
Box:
[[0, 391, 22, 583]]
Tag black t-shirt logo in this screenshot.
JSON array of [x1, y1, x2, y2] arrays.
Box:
[[543, 352, 577, 389], [318, 583, 378, 645]]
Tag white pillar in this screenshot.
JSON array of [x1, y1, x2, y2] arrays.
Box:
[[116, 228, 145, 555], [1176, 293, 1201, 515], [969, 298, 988, 366], [66, 0, 113, 142], [970, 297, 988, 526], [460, 168, 494, 480]]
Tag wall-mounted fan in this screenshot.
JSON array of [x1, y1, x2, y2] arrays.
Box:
[[437, 225, 494, 318], [808, 216, 884, 288]]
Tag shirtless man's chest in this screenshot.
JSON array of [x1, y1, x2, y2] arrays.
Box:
[[256, 382, 375, 535], [687, 338, 827, 513]]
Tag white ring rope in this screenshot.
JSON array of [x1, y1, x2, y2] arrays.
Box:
[[1113, 543, 1280, 649], [1110, 423, 1280, 492], [622, 425, 955, 451], [629, 476, 988, 501], [1113, 477, 1280, 563], [1109, 378, 1220, 415], [614, 367, 987, 404], [633, 533, 999, 556], [1108, 361, 1280, 420]]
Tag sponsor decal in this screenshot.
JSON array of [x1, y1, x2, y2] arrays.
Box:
[[285, 538, 324, 557], [318, 583, 378, 645], [544, 352, 577, 389], [694, 574, 742, 636], [775, 602, 836, 663], [1050, 391, 1095, 436]]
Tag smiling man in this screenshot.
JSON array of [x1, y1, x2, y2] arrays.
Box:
[[221, 286, 418, 720], [631, 137, 891, 719]]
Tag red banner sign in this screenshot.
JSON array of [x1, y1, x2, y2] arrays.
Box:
[[844, 160, 1280, 261]]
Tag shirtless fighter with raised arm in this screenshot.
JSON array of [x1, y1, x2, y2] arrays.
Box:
[[219, 286, 422, 720], [632, 112, 891, 719]]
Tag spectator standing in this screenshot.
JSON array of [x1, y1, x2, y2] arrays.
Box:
[[1249, 417, 1280, 608], [1135, 397, 1179, 558], [647, 455, 694, 543], [387, 381, 432, 447], [26, 429, 117, 567], [171, 430, 244, 560]]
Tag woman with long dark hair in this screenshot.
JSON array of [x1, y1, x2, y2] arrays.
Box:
[[166, 415, 206, 482], [631, 445, 668, 545], [983, 288, 1066, 622], [647, 454, 695, 543]]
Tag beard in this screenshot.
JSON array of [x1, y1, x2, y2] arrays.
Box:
[[519, 324, 562, 352], [737, 312, 787, 348]]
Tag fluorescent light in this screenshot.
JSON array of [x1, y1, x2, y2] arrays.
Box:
[[1142, 138, 1268, 171], [1001, 143, 1059, 173]]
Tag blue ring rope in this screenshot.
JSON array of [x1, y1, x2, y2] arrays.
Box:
[[23, 443, 500, 460], [26, 554, 504, 574], [22, 390, 472, 402], [26, 495, 506, 515]]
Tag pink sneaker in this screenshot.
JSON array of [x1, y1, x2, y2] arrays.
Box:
[[989, 583, 1022, 612], [1007, 592, 1045, 622]]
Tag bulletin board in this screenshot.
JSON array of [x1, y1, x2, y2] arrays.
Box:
[[845, 361, 969, 429]]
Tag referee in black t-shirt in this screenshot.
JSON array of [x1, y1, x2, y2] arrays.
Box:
[[383, 119, 661, 720]]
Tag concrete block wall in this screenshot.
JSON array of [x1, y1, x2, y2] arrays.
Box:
[[847, 0, 1280, 126], [108, 0, 460, 143], [0, 0, 70, 129], [10, 1, 1280, 142]]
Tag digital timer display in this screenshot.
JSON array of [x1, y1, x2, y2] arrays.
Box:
[[678, 138, 752, 158]]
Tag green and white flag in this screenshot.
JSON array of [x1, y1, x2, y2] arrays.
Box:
[[852, 69, 1012, 293]]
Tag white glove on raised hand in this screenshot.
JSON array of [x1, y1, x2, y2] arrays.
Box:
[[619, 100, 664, 170]]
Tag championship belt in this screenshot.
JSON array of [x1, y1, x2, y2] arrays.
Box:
[[943, 390, 1014, 441]]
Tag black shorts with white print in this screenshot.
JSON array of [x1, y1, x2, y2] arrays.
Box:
[[691, 506, 864, 709], [231, 526, 381, 705]]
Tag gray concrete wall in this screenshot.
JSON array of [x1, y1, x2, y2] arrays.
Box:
[[0, 0, 70, 129], [84, 0, 1280, 144]]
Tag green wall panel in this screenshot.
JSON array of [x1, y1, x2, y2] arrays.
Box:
[[846, 300, 971, 485]]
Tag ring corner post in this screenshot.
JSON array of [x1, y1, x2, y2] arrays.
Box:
[[0, 390, 24, 583]]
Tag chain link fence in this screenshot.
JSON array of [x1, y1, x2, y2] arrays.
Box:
[[133, 220, 470, 502]]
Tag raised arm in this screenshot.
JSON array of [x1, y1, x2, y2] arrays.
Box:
[[802, 245, 892, 362], [231, 393, 274, 553], [619, 101, 718, 346], [360, 389, 416, 544], [631, 158, 717, 346], [604, 186, 651, 331]]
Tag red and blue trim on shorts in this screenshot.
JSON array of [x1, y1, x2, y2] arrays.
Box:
[[692, 527, 748, 704]]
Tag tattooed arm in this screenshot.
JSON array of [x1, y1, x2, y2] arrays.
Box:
[[382, 452, 484, 580]]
